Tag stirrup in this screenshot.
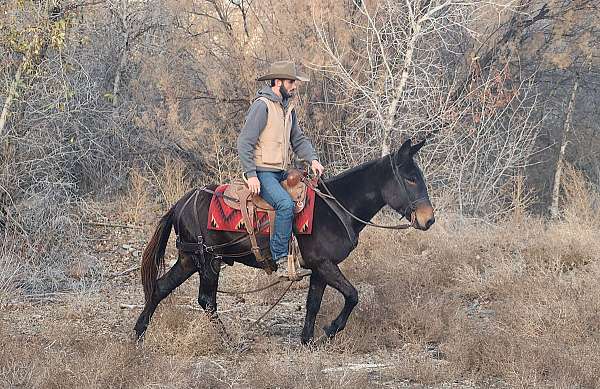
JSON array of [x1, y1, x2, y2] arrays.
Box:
[[281, 236, 311, 281], [279, 266, 311, 281]]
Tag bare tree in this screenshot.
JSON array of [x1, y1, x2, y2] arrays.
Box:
[[428, 64, 540, 218], [108, 0, 165, 107], [311, 0, 540, 218], [313, 1, 519, 155], [549, 76, 579, 219]]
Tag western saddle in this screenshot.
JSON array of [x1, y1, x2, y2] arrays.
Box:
[[222, 169, 308, 279]]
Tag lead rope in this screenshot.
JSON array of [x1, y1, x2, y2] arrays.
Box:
[[217, 277, 284, 295], [185, 161, 419, 325], [251, 281, 295, 326], [169, 187, 297, 326], [217, 278, 295, 326], [305, 154, 431, 230]]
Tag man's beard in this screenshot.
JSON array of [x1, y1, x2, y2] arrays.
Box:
[[279, 84, 293, 99]]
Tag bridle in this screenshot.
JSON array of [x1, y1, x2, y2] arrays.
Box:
[[310, 154, 429, 231], [387, 153, 430, 219]]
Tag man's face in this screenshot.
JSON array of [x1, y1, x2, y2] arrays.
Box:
[[283, 79, 297, 95], [276, 79, 298, 98]]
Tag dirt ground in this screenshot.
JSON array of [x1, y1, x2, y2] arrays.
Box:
[[2, 205, 600, 388]]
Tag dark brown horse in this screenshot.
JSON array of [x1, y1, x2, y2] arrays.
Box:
[[134, 139, 435, 344]]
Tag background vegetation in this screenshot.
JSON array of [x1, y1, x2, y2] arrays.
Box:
[[1, 0, 599, 387]]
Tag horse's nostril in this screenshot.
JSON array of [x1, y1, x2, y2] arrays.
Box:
[[425, 217, 435, 229]]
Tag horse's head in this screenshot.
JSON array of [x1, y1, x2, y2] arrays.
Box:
[[382, 139, 435, 231]]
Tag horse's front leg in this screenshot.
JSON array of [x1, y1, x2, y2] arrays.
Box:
[[317, 260, 359, 339], [301, 272, 326, 345]]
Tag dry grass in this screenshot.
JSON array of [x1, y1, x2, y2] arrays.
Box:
[[156, 157, 193, 207], [0, 325, 197, 388], [0, 248, 22, 303], [118, 157, 192, 225], [313, 206, 600, 387], [118, 167, 153, 225], [143, 304, 226, 357], [3, 182, 600, 387]]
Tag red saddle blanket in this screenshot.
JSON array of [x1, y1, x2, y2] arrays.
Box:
[[207, 184, 316, 235]]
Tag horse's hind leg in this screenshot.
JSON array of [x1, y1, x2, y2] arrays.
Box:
[[317, 260, 359, 340], [197, 257, 220, 315], [134, 253, 197, 339], [197, 259, 230, 340]]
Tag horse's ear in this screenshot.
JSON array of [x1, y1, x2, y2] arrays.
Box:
[[396, 139, 412, 163], [410, 139, 426, 156]]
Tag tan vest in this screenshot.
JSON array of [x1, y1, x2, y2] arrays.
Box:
[[254, 96, 295, 171]]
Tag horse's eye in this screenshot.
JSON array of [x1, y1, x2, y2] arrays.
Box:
[[405, 177, 417, 185]]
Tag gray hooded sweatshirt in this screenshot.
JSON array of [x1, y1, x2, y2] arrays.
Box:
[[237, 86, 319, 178]]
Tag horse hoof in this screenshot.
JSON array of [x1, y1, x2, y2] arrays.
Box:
[[133, 329, 146, 343], [301, 334, 315, 346], [301, 336, 326, 348], [322, 325, 336, 339]]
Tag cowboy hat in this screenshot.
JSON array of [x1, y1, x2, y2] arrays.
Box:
[[256, 60, 310, 82]]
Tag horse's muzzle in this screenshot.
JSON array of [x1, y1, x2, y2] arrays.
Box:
[[413, 205, 435, 231]]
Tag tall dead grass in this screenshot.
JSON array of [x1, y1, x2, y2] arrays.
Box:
[[3, 204, 600, 387], [0, 324, 197, 388], [315, 176, 600, 386], [0, 194, 91, 295], [118, 157, 193, 225], [143, 305, 226, 357], [3, 172, 600, 387], [0, 298, 367, 388], [0, 239, 22, 303]]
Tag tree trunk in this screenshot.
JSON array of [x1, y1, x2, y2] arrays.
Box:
[[381, 30, 418, 157], [0, 64, 23, 137], [549, 77, 579, 218], [112, 45, 129, 107]]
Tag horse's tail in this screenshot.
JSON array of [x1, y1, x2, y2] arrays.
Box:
[[141, 204, 176, 303]]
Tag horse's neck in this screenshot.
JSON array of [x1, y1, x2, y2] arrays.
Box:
[[325, 158, 386, 233]]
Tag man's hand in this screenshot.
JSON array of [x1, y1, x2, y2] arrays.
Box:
[[247, 176, 261, 195], [311, 160, 325, 177]]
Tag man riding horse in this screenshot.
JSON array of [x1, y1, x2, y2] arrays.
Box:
[[237, 60, 324, 277], [134, 62, 435, 344]]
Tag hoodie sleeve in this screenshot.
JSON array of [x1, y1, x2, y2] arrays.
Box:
[[237, 100, 268, 178], [290, 110, 319, 163]]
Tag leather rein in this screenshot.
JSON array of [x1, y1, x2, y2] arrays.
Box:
[[307, 154, 428, 230]]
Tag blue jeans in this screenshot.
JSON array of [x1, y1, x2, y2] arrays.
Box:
[[256, 170, 293, 261]]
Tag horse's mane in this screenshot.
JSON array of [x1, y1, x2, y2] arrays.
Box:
[[325, 158, 380, 185]]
